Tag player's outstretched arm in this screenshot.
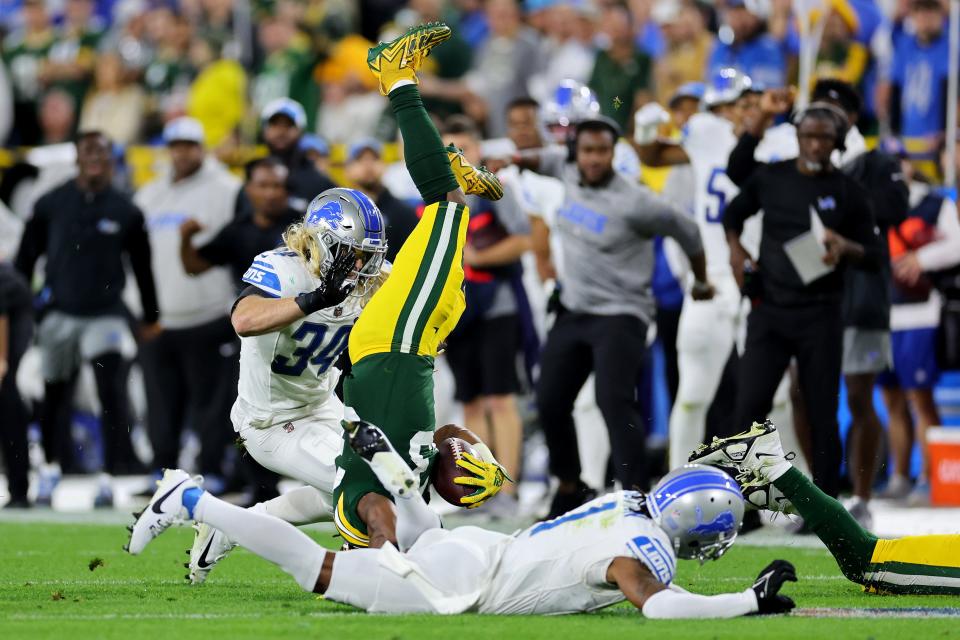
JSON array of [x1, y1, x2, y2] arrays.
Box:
[[231, 250, 357, 336], [231, 294, 306, 337], [608, 557, 797, 619]]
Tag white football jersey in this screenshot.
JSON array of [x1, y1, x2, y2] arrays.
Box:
[[480, 490, 677, 615], [680, 112, 741, 279], [234, 248, 363, 427]]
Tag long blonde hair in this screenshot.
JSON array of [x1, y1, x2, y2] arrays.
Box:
[[282, 222, 323, 276], [282, 222, 390, 306]]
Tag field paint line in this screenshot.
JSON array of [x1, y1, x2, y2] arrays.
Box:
[[708, 574, 848, 582], [2, 579, 293, 586], [3, 612, 361, 622], [793, 607, 960, 618]]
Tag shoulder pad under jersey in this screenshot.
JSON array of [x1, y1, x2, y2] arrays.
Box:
[[241, 249, 317, 298]]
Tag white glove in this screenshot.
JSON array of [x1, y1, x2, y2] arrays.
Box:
[[633, 103, 671, 145], [472, 442, 497, 465]]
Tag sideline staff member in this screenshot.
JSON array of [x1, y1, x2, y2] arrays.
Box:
[[723, 103, 881, 497], [521, 115, 711, 516], [15, 130, 160, 506]]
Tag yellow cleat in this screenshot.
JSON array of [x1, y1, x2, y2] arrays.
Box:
[[367, 22, 452, 96], [445, 144, 504, 200]]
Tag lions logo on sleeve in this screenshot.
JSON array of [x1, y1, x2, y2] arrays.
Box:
[[242, 249, 319, 299], [626, 532, 677, 585]]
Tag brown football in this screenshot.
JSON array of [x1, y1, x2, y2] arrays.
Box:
[[432, 437, 478, 507]]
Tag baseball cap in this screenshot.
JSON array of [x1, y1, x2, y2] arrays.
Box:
[[162, 117, 204, 145], [347, 137, 384, 162], [260, 97, 307, 130], [652, 0, 682, 25], [574, 114, 622, 140], [726, 0, 771, 17], [879, 137, 908, 158], [668, 82, 706, 108], [299, 134, 330, 156]]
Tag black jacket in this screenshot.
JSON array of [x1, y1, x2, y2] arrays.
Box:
[[279, 150, 336, 213], [728, 132, 906, 327], [14, 180, 159, 322], [724, 160, 881, 308], [0, 262, 31, 317], [376, 189, 417, 263], [841, 149, 908, 329]]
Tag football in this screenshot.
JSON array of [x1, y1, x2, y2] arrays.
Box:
[[432, 435, 478, 507]]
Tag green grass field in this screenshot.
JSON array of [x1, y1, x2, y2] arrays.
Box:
[[1, 521, 958, 639]]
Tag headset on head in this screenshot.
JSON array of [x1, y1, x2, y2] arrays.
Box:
[[792, 101, 849, 152]]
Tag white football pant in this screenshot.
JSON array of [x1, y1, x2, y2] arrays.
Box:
[[668, 276, 740, 469]]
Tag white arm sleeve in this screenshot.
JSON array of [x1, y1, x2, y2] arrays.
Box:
[[916, 199, 960, 272], [641, 588, 758, 619]]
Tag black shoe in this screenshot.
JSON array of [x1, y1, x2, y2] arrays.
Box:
[[3, 497, 31, 509], [543, 481, 597, 521], [740, 509, 763, 534], [112, 456, 148, 476], [344, 420, 391, 461]]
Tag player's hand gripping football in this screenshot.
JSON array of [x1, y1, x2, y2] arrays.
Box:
[[453, 451, 513, 509], [749, 560, 797, 615]]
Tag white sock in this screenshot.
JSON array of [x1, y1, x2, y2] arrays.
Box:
[[97, 473, 113, 490], [42, 462, 62, 477], [761, 458, 793, 482], [252, 486, 332, 526], [395, 492, 440, 552], [768, 376, 811, 476], [388, 78, 415, 94], [193, 493, 327, 591]]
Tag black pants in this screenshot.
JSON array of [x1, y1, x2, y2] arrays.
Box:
[[706, 349, 740, 440], [537, 311, 649, 490], [655, 304, 681, 405], [139, 316, 238, 476], [40, 352, 137, 475], [736, 302, 844, 496], [0, 310, 33, 501]]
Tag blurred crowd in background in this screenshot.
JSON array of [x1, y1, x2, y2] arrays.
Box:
[[0, 0, 959, 527], [0, 0, 955, 160]]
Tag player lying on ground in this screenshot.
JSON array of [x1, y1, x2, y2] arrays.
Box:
[[126, 421, 798, 617], [331, 21, 509, 550], [690, 421, 960, 595]]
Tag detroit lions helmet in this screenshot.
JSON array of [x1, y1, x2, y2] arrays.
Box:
[[647, 464, 745, 564], [303, 188, 387, 290], [703, 68, 754, 108], [542, 79, 601, 143]]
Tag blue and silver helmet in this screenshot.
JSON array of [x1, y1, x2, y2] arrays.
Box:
[[647, 464, 745, 563], [704, 68, 754, 108], [303, 187, 387, 288], [543, 79, 601, 135]]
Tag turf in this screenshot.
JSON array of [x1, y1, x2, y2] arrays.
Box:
[[1, 521, 958, 639]]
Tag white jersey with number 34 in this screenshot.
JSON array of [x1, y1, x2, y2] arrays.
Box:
[[234, 248, 363, 428], [681, 112, 740, 279]]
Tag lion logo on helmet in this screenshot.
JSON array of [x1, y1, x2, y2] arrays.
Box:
[[306, 200, 345, 230]]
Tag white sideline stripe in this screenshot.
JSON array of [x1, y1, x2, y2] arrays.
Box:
[[4, 612, 362, 621], [399, 202, 456, 351]]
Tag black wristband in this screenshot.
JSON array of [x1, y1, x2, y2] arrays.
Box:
[[295, 287, 328, 315]]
